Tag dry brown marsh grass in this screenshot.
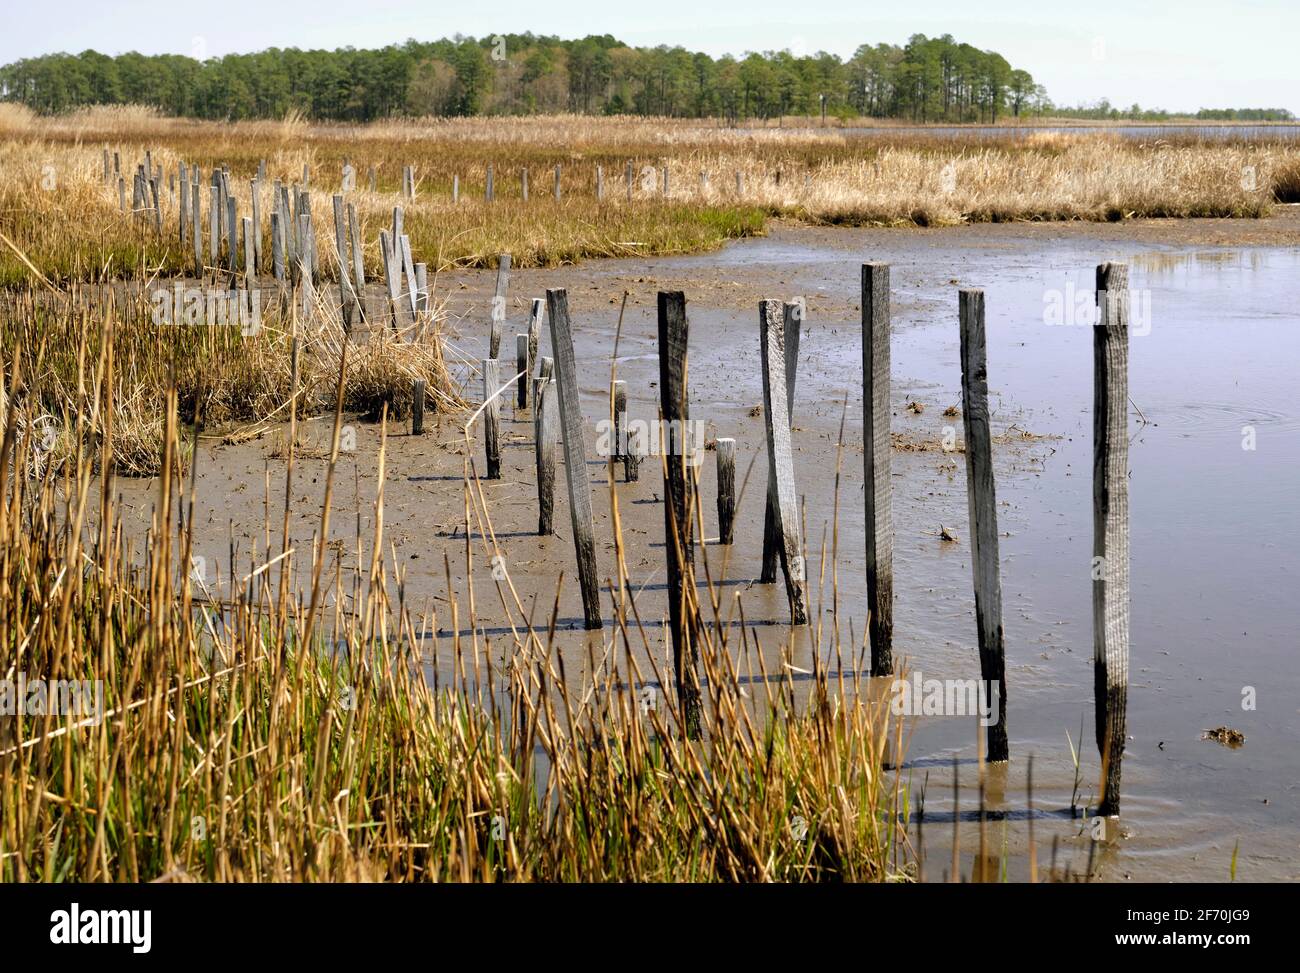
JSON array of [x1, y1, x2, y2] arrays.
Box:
[[3, 112, 1296, 286]]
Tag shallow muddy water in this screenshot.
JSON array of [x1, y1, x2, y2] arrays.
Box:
[[114, 220, 1299, 881]]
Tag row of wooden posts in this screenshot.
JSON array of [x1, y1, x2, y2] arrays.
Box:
[[105, 150, 437, 331], [445, 258, 1131, 814], [102, 147, 794, 218]]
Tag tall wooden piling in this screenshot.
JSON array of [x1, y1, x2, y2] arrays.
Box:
[[191, 182, 201, 275], [759, 299, 808, 626], [625, 160, 633, 201], [658, 290, 703, 735], [545, 289, 602, 629], [554, 164, 562, 201], [716, 438, 736, 544], [486, 164, 494, 202], [536, 377, 557, 536], [1094, 262, 1131, 816], [596, 164, 604, 201], [271, 211, 284, 283], [521, 167, 529, 202], [863, 262, 895, 676], [958, 288, 1009, 763], [225, 194, 238, 276], [761, 300, 803, 582]]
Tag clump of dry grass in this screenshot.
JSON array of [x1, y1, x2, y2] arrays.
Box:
[[0, 280, 465, 476]]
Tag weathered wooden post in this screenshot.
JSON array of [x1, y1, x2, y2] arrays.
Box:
[[178, 162, 188, 243], [863, 262, 895, 676], [736, 171, 743, 196], [554, 164, 562, 201], [208, 185, 220, 269], [486, 164, 494, 202], [536, 376, 557, 536], [483, 358, 502, 479], [415, 263, 428, 315], [379, 229, 400, 327], [596, 164, 604, 201], [521, 167, 529, 202], [612, 380, 628, 474], [102, 148, 111, 183], [347, 202, 365, 322], [399, 235, 418, 317], [658, 290, 702, 736], [191, 183, 202, 274], [625, 160, 633, 202], [716, 437, 736, 544], [1094, 261, 1131, 816], [331, 194, 349, 291], [412, 379, 426, 436], [545, 289, 602, 629], [250, 179, 263, 271], [489, 253, 511, 359], [761, 300, 803, 582], [516, 334, 529, 410], [271, 211, 284, 283], [661, 165, 669, 197], [226, 194, 238, 276], [759, 299, 808, 625], [242, 216, 255, 285], [526, 297, 543, 388], [452, 174, 459, 205], [367, 166, 376, 192], [117, 176, 126, 212], [958, 288, 1009, 763]]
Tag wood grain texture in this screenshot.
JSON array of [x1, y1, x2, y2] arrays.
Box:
[[761, 300, 803, 582], [959, 288, 1009, 763], [658, 290, 702, 736], [759, 299, 809, 626], [412, 379, 426, 436], [716, 438, 736, 545], [546, 290, 603, 629], [536, 378, 557, 536], [862, 262, 895, 676], [1094, 261, 1130, 815]]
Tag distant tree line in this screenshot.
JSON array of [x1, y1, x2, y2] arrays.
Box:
[[1, 32, 1291, 124]]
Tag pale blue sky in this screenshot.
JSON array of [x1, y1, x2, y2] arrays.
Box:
[[7, 0, 1298, 113]]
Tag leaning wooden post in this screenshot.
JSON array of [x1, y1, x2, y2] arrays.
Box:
[[347, 202, 365, 322], [760, 300, 803, 583], [716, 437, 736, 544], [489, 253, 511, 359], [482, 359, 502, 479], [535, 376, 557, 536], [759, 299, 808, 625], [545, 289, 602, 629], [958, 288, 1009, 763], [516, 334, 529, 410], [658, 290, 702, 736], [412, 379, 426, 435], [1094, 261, 1131, 816], [863, 262, 895, 676]]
